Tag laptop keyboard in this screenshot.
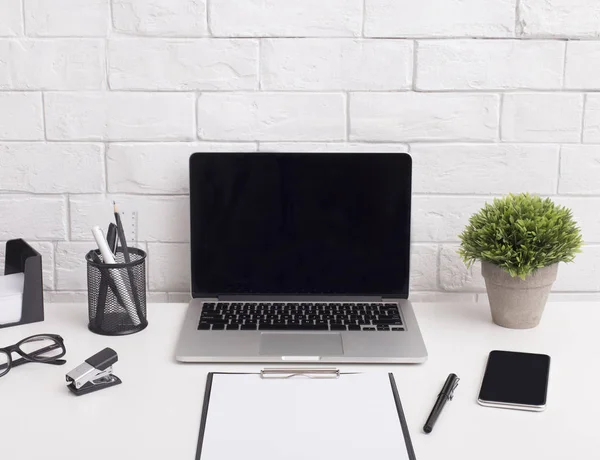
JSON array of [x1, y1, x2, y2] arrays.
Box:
[[197, 302, 404, 332]]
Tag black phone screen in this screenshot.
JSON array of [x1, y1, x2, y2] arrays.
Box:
[[479, 350, 550, 406]]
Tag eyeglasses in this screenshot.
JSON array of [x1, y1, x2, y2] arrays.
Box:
[[0, 334, 66, 378]]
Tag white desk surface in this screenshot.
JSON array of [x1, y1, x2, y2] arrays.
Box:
[[1, 302, 598, 460]]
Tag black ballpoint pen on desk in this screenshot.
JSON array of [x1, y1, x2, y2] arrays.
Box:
[[423, 373, 459, 434]]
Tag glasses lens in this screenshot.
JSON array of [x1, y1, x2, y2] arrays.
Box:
[[19, 336, 63, 361], [0, 351, 9, 376]]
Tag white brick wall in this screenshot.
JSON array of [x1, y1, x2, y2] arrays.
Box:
[[583, 95, 600, 143], [209, 0, 363, 37], [518, 0, 600, 38], [0, 39, 105, 90], [24, 0, 110, 37], [108, 39, 259, 90], [416, 40, 565, 91], [1, 0, 599, 302], [350, 93, 499, 141], [261, 39, 413, 90], [411, 144, 559, 194], [0, 0, 23, 36], [501, 93, 584, 143], [112, 0, 207, 37], [559, 146, 600, 195], [197, 93, 346, 141], [0, 143, 105, 193], [45, 92, 196, 141], [364, 0, 515, 38], [0, 93, 44, 139], [565, 42, 600, 90], [0, 197, 66, 240]]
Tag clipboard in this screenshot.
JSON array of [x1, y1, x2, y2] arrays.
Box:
[[196, 369, 417, 460]]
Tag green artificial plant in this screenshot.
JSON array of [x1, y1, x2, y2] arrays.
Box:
[[458, 193, 583, 279]]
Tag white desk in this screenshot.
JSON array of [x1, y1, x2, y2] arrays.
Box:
[[0, 302, 598, 460]]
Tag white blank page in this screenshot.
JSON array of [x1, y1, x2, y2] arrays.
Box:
[[201, 373, 410, 460]]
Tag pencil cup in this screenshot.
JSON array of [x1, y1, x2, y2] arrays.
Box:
[[86, 248, 148, 336]]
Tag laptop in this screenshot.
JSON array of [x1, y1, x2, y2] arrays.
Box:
[[175, 152, 427, 363]]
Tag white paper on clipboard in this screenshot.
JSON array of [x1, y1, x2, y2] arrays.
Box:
[[198, 372, 414, 460]]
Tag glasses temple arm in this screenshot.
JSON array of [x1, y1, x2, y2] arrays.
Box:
[[10, 343, 65, 369]]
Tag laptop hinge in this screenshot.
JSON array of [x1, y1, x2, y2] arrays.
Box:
[[217, 295, 384, 302]]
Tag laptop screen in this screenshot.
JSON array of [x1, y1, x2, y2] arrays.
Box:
[[189, 152, 411, 297]]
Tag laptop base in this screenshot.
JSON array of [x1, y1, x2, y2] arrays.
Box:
[[175, 298, 428, 364]]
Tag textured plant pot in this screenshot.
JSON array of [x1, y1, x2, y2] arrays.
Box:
[[481, 262, 558, 329]]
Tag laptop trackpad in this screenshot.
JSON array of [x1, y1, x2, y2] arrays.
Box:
[[259, 333, 343, 356]]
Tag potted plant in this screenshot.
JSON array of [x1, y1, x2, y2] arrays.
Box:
[[459, 193, 583, 329]]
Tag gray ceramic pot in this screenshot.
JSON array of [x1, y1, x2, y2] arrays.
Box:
[[481, 262, 558, 329]]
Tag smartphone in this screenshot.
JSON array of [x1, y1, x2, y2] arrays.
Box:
[[478, 350, 550, 412]]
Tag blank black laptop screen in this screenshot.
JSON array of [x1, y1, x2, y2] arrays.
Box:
[[189, 152, 412, 297]]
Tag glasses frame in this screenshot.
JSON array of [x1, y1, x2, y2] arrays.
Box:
[[0, 334, 66, 378]]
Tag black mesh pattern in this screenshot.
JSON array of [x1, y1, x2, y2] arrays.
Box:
[[86, 248, 148, 336]]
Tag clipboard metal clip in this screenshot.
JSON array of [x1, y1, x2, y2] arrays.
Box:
[[261, 368, 340, 379]]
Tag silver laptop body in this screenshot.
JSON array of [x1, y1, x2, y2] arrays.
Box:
[[175, 152, 427, 364]]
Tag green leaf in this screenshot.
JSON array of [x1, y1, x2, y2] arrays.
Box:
[[457, 193, 583, 278]]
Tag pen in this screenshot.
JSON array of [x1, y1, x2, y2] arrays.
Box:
[[89, 251, 108, 328], [106, 223, 117, 254], [423, 373, 459, 434]]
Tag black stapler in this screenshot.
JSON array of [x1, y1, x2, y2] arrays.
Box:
[[66, 348, 122, 396]]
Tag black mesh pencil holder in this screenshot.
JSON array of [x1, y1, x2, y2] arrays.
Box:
[[86, 248, 148, 336]]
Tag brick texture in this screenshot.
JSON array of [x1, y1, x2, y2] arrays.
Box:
[[0, 197, 66, 240], [261, 39, 413, 90], [518, 0, 600, 38], [0, 93, 44, 140], [0, 39, 105, 90], [583, 95, 600, 143], [148, 243, 191, 291], [112, 0, 207, 37], [350, 93, 499, 141], [0, 143, 105, 193], [45, 92, 196, 141], [197, 93, 346, 141], [0, 0, 598, 300], [565, 42, 600, 90], [108, 39, 258, 90], [411, 143, 559, 194], [559, 145, 600, 195], [24, 0, 109, 37], [0, 0, 23, 36], [501, 93, 584, 142], [416, 40, 564, 90], [365, 0, 515, 37], [209, 0, 362, 37]]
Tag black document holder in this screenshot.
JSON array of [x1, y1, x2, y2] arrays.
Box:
[[0, 239, 44, 329], [195, 371, 416, 460]]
